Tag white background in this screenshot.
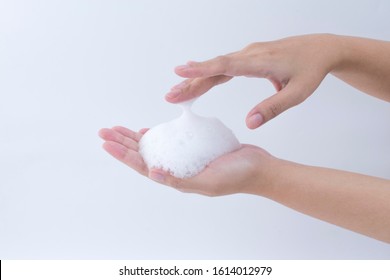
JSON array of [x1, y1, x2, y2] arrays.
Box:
[[0, 0, 389, 259]]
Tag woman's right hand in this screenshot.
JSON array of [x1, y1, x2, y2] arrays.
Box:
[[166, 34, 342, 128]]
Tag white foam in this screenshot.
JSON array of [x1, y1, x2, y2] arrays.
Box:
[[139, 99, 240, 178]]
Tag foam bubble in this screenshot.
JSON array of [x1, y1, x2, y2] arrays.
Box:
[[139, 99, 240, 178]]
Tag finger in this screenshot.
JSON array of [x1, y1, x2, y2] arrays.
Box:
[[148, 168, 184, 189], [174, 48, 269, 79], [174, 52, 245, 78], [102, 141, 147, 176], [246, 80, 314, 129], [99, 128, 118, 141], [165, 75, 232, 103], [112, 126, 143, 142], [148, 168, 214, 196], [174, 59, 227, 78], [99, 128, 138, 151], [139, 128, 149, 135], [174, 59, 228, 78]]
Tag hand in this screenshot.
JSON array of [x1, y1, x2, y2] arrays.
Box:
[[98, 126, 275, 196], [166, 34, 342, 128]]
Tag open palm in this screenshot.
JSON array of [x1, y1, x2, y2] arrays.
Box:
[[99, 126, 271, 196]]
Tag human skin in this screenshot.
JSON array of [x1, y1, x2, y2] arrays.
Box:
[[99, 34, 390, 243], [166, 34, 390, 128]]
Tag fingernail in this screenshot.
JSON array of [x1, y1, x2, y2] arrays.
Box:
[[248, 113, 264, 128], [150, 171, 165, 183], [166, 88, 181, 99], [175, 64, 191, 71]]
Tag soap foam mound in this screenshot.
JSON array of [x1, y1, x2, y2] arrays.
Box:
[[139, 100, 240, 179]]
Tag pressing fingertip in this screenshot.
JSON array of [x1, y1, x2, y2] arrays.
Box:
[[165, 88, 182, 100], [246, 113, 264, 129]]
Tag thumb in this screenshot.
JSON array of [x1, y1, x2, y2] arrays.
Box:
[[246, 81, 312, 129]]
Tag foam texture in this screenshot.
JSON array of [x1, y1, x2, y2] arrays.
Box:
[[139, 100, 240, 178]]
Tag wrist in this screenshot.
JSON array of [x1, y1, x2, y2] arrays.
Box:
[[243, 152, 291, 197], [329, 34, 362, 74], [315, 33, 346, 73]]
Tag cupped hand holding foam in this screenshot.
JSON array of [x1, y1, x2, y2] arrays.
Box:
[[99, 124, 271, 196], [98, 100, 273, 196]]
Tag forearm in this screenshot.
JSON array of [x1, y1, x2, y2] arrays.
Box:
[[253, 158, 390, 243], [331, 35, 390, 101]]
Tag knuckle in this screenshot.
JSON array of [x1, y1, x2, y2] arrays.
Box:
[[243, 42, 261, 52], [215, 55, 228, 64], [288, 85, 311, 107], [270, 103, 282, 118], [242, 42, 279, 62], [263, 100, 283, 119], [214, 55, 230, 72], [291, 94, 306, 106]]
